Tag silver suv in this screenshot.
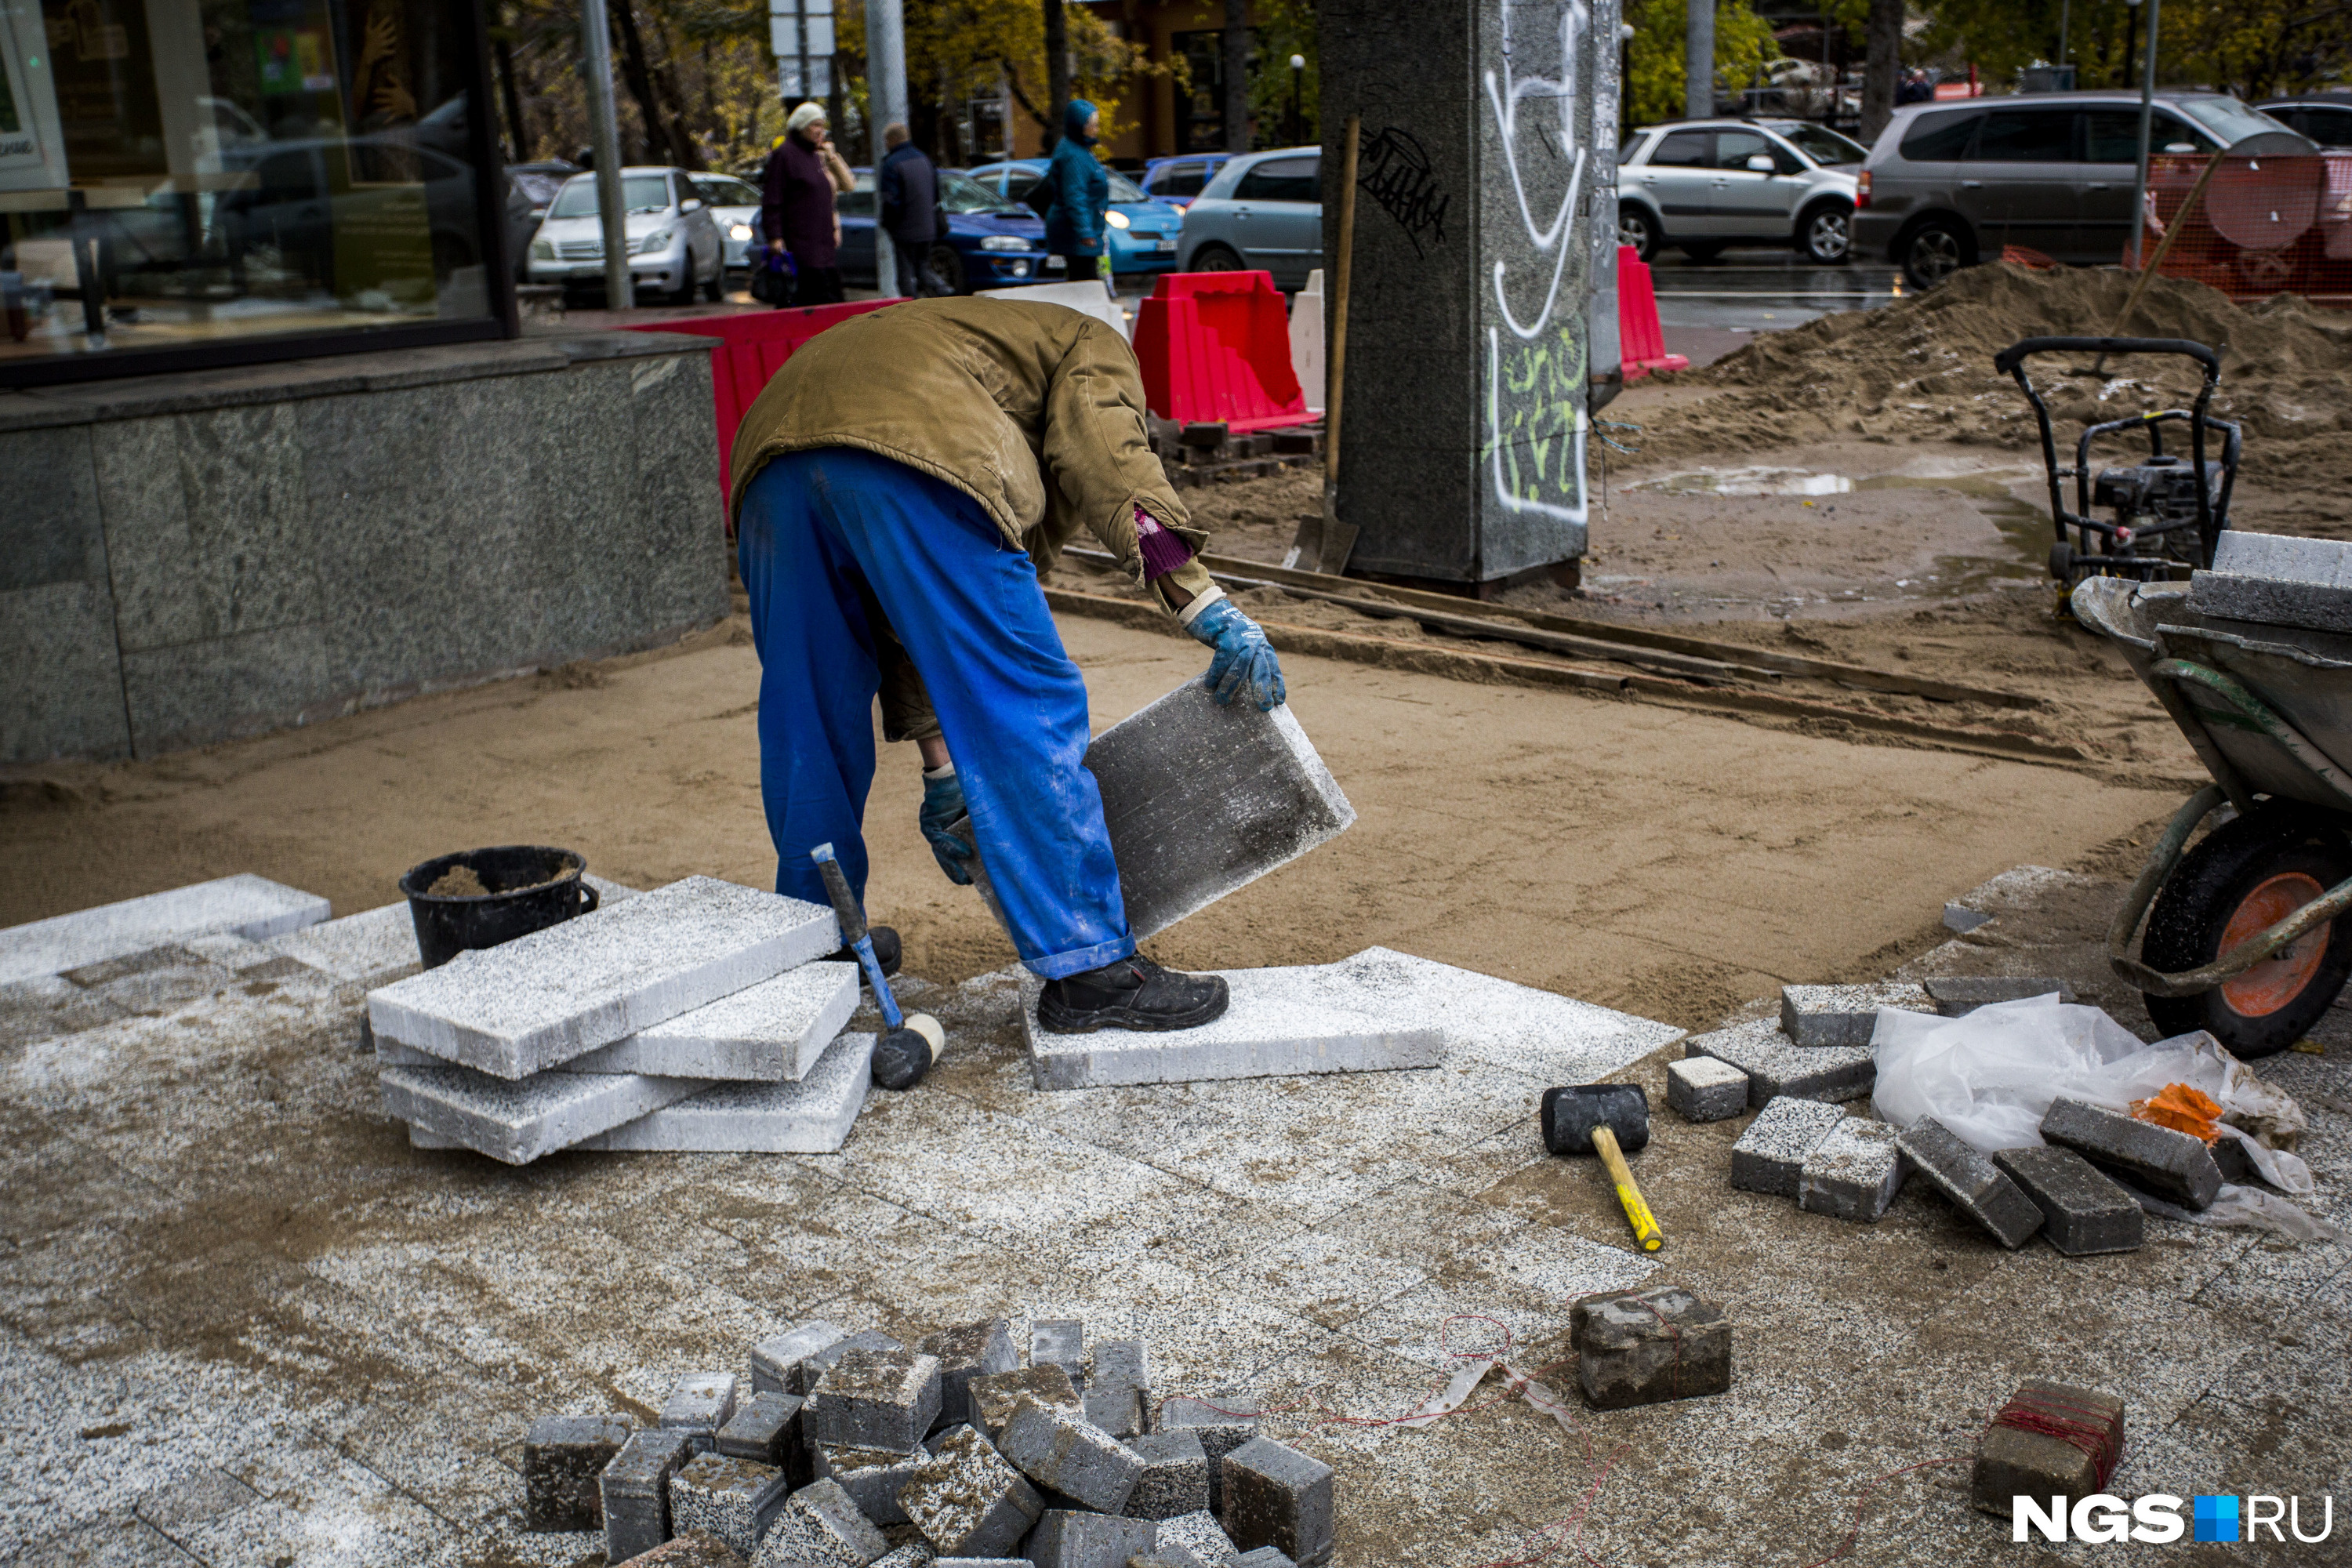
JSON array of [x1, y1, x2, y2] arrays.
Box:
[[1852, 91, 2307, 289], [1616, 118, 1867, 264]]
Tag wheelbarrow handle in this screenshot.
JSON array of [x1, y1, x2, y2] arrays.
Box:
[[1992, 336, 2220, 376]]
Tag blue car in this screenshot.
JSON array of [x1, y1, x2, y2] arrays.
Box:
[[837, 167, 1054, 294], [1138, 154, 1235, 212], [963, 159, 1185, 275]]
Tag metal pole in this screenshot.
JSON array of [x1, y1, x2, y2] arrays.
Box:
[[865, 0, 906, 296], [2126, 0, 2161, 270], [580, 0, 632, 308], [2057, 0, 2071, 68], [1685, 0, 1714, 121]]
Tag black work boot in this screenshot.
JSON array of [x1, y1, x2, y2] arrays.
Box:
[[1037, 954, 1229, 1034], [828, 924, 901, 980]]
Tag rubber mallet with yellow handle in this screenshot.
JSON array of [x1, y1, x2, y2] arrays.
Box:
[[1541, 1083, 1664, 1252]]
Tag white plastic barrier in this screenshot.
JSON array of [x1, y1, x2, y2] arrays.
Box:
[[1289, 267, 1326, 415], [976, 279, 1131, 341]]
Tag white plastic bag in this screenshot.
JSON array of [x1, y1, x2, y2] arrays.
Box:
[[1870, 994, 2325, 1230]]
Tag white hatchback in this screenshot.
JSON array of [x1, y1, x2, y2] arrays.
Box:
[[1615, 119, 1865, 265]]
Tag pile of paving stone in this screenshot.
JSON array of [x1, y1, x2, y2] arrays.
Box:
[[1663, 981, 2239, 1253], [524, 1316, 1334, 1568], [368, 875, 877, 1163]]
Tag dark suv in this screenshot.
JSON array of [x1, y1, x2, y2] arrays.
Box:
[[1852, 91, 2307, 288]]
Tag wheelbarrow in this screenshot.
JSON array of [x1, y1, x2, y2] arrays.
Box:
[[2074, 575, 2352, 1055]]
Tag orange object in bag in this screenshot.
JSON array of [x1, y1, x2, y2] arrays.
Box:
[[2130, 1082, 2225, 1143]]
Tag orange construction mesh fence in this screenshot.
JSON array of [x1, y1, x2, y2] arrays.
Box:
[[2130, 151, 2352, 307]]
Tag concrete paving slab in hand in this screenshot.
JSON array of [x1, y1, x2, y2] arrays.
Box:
[[575, 1033, 875, 1153], [379, 1062, 710, 1164], [0, 873, 330, 986], [1018, 952, 1445, 1089], [366, 876, 837, 1079]]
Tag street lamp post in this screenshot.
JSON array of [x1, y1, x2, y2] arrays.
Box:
[[1289, 54, 1305, 146]]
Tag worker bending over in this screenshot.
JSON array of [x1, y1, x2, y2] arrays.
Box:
[[728, 296, 1284, 1033]]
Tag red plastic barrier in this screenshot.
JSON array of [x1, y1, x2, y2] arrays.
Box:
[[1616, 245, 1689, 382], [1132, 270, 1310, 432], [629, 299, 894, 503]]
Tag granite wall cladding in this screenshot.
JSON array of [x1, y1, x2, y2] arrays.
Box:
[[0, 333, 728, 762], [1321, 0, 1617, 585]]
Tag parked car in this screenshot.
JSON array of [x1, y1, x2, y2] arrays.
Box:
[[1138, 153, 1235, 210], [964, 158, 1183, 275], [2258, 96, 2352, 149], [525, 167, 724, 304], [1173, 145, 1323, 288], [1853, 91, 2310, 289], [690, 172, 764, 273], [836, 167, 1054, 294], [1616, 118, 1867, 265]]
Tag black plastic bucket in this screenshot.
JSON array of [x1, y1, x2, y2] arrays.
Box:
[[398, 844, 600, 970]]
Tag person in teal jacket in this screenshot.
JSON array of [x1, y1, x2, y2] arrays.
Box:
[[1042, 98, 1112, 284]]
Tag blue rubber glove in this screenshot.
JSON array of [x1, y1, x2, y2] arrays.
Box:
[[1185, 598, 1287, 711], [919, 767, 975, 885]]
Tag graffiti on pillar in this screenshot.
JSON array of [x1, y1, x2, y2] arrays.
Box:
[[1483, 0, 1592, 529], [1358, 127, 1450, 257]]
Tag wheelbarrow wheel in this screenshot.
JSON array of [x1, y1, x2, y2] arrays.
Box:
[[2141, 801, 2352, 1056]]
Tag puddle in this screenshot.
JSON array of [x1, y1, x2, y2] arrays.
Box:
[[1628, 466, 1854, 496]]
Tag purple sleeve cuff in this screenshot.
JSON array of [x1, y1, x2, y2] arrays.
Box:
[[1134, 505, 1194, 580]]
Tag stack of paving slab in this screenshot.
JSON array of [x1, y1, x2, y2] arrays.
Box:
[[2187, 528, 2352, 633], [524, 1314, 1329, 1568], [368, 874, 878, 1164]]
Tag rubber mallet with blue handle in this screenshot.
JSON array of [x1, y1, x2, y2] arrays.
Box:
[[811, 842, 942, 1090]]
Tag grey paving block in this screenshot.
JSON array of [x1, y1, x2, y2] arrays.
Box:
[[1054, 680, 1357, 942], [1778, 982, 1933, 1047], [1019, 951, 1445, 1090], [1665, 1056, 1748, 1123], [1123, 1429, 1209, 1520], [896, 1423, 1042, 1556], [0, 873, 330, 985], [1967, 1379, 2125, 1518], [998, 1399, 1143, 1514], [620, 1531, 753, 1566], [524, 1412, 633, 1530], [1219, 1438, 1333, 1567], [1729, 1096, 1848, 1196], [1084, 1338, 1149, 1439], [575, 1033, 876, 1153], [1024, 1509, 1159, 1568], [1922, 975, 2075, 1016], [2190, 530, 2352, 632], [1798, 1118, 1910, 1222], [1156, 1396, 1257, 1514], [366, 875, 838, 1079], [1232, 1552, 1296, 1568], [804, 1330, 909, 1396], [1571, 1286, 1733, 1410], [2041, 1096, 2224, 1210], [1993, 1145, 2148, 1255], [670, 1452, 789, 1555], [869, 1549, 933, 1568], [1686, 1020, 1873, 1106], [1031, 1319, 1087, 1388], [916, 1318, 1018, 1429], [662, 1372, 743, 1448], [811, 1440, 926, 1526], [717, 1390, 805, 1473], [968, 1365, 1082, 1443], [1896, 1118, 2043, 1248], [603, 1428, 698, 1563], [1156, 1508, 1237, 1566], [806, 1349, 943, 1452], [379, 1062, 709, 1165], [754, 1321, 848, 1396], [752, 1478, 892, 1566]]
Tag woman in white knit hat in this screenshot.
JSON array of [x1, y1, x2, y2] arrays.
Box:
[[760, 101, 855, 305]]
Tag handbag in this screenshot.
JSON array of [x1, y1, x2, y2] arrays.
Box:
[[750, 248, 797, 306]]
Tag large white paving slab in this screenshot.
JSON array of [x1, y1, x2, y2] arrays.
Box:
[[1019, 950, 1446, 1090], [378, 960, 859, 1081], [574, 1032, 877, 1152], [1338, 948, 1683, 1080], [0, 875, 330, 986], [380, 1062, 708, 1164], [268, 876, 641, 987], [365, 877, 838, 1079]]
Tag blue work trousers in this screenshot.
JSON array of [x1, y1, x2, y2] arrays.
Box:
[[736, 446, 1134, 980]]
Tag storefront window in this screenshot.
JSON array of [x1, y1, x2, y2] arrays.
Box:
[[0, 0, 499, 377]]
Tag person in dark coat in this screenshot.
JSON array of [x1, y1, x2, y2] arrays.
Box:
[[1040, 98, 1112, 287], [761, 100, 855, 306], [878, 123, 948, 296]]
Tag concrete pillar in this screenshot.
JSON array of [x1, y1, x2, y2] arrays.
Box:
[[1320, 0, 1619, 590], [1684, 0, 1713, 122]]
